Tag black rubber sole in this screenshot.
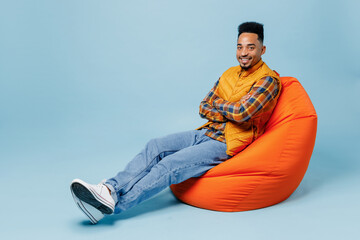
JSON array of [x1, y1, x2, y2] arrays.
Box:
[[71, 182, 113, 215]]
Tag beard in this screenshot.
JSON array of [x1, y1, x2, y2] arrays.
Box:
[[240, 65, 250, 70], [240, 63, 251, 70]]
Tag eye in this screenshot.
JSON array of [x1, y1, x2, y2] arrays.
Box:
[[237, 46, 242, 50], [249, 46, 255, 50]]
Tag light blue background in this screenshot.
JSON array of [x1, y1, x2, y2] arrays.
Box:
[[1, 0, 359, 239]]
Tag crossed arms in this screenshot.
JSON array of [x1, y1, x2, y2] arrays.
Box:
[[199, 76, 280, 124]]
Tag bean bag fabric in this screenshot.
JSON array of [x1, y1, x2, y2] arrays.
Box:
[[170, 77, 317, 211]]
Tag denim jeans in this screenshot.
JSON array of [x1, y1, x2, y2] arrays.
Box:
[[105, 129, 229, 214]]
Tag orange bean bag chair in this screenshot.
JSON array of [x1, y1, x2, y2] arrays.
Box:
[[170, 76, 317, 211]]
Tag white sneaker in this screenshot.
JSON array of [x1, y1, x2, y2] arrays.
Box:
[[71, 190, 104, 224], [70, 179, 115, 217]]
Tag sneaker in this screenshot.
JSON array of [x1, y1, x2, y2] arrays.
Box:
[[71, 190, 104, 224], [70, 179, 115, 215]]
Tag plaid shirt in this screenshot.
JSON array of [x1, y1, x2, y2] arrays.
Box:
[[199, 76, 280, 143]]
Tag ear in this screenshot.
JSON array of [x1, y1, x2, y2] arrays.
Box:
[[261, 45, 266, 55]]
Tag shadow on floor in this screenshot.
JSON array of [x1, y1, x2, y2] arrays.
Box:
[[78, 138, 359, 226], [285, 139, 358, 202], [79, 189, 182, 226]]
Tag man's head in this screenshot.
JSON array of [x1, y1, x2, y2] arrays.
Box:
[[236, 22, 266, 70]]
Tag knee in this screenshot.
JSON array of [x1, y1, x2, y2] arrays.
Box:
[[145, 138, 160, 152]]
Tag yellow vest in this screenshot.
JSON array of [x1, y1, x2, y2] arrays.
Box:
[[207, 60, 281, 156]]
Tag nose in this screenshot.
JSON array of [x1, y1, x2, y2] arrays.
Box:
[[240, 48, 248, 56]]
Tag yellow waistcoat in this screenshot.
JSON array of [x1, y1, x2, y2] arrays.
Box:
[[208, 60, 281, 156]]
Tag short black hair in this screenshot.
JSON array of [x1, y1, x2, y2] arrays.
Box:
[[237, 22, 264, 43]]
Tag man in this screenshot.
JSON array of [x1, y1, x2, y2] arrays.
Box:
[[70, 21, 281, 224]]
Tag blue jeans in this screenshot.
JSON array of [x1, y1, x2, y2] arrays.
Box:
[[105, 129, 229, 214]]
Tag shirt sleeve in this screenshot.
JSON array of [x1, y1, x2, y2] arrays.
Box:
[[212, 76, 280, 123], [199, 79, 227, 123]]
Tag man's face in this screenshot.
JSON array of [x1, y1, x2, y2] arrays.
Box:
[[236, 32, 266, 70]]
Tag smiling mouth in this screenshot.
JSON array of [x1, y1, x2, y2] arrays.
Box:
[[239, 58, 251, 64]]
